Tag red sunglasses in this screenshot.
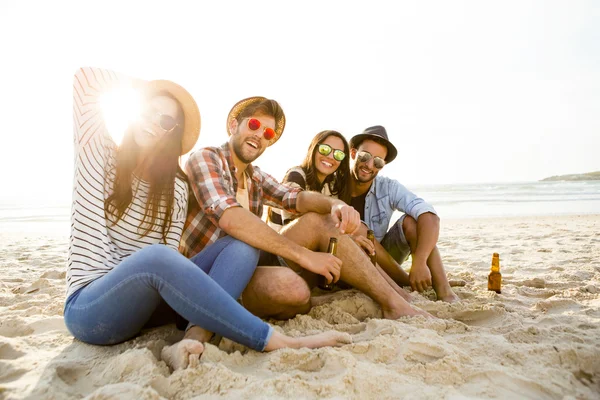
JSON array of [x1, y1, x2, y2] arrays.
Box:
[[247, 118, 276, 140]]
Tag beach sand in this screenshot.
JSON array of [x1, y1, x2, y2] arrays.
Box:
[[1, 215, 599, 399]]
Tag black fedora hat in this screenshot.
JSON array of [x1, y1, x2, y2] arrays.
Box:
[[349, 125, 398, 163]]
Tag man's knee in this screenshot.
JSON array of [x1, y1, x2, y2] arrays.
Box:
[[294, 212, 335, 230], [402, 215, 417, 244], [251, 268, 310, 307], [272, 270, 311, 306]]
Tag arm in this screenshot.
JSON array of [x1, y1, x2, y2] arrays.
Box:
[[219, 207, 342, 284], [73, 67, 131, 149], [409, 212, 440, 292], [388, 179, 439, 292], [261, 169, 361, 235], [295, 191, 360, 235], [185, 151, 342, 283], [268, 168, 306, 229]]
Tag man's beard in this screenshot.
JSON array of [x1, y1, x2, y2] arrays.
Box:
[[352, 164, 377, 183], [232, 135, 262, 164]]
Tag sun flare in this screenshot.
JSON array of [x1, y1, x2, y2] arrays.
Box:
[[99, 88, 142, 146]]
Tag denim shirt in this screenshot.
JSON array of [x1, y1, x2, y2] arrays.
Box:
[[364, 176, 437, 242]]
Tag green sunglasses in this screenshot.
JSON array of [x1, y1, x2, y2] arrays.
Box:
[[317, 144, 346, 161]]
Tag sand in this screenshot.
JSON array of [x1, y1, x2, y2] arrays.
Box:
[[1, 215, 599, 399]]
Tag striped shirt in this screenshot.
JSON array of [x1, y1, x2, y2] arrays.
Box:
[[67, 67, 188, 300], [267, 166, 333, 232], [180, 143, 301, 257]]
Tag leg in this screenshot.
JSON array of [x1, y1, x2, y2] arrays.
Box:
[[351, 223, 412, 301], [185, 237, 260, 343], [400, 215, 459, 303], [64, 245, 351, 370], [280, 213, 430, 319], [242, 266, 312, 319]]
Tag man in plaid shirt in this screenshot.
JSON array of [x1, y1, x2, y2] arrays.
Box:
[[181, 97, 430, 343]]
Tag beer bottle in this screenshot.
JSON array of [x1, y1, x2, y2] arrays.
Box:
[[366, 230, 377, 265], [487, 253, 502, 294], [319, 237, 338, 291]]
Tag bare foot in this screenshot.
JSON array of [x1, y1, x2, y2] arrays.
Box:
[[185, 325, 214, 343], [395, 286, 414, 303], [161, 339, 204, 370], [438, 291, 460, 303]]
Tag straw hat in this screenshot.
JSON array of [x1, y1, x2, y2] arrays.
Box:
[[143, 80, 201, 155], [226, 96, 285, 146]]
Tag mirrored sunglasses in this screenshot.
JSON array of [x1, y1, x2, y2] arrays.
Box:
[[247, 118, 276, 140], [157, 114, 178, 132], [318, 144, 346, 161], [356, 150, 386, 169], [142, 110, 178, 133]]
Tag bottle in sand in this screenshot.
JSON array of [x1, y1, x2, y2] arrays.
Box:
[[487, 253, 502, 294], [319, 237, 338, 291], [366, 229, 377, 265]]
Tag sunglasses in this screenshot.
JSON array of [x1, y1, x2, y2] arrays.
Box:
[[142, 110, 179, 134], [317, 144, 346, 161], [356, 150, 386, 169], [247, 118, 276, 141]]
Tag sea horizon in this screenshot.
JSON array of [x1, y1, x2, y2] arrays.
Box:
[[1, 180, 599, 235]]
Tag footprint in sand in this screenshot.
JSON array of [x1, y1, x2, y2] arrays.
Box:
[[269, 351, 327, 373], [0, 361, 28, 384], [352, 320, 395, 343], [0, 341, 25, 360], [0, 318, 34, 338], [55, 364, 88, 386], [451, 308, 505, 327], [404, 340, 448, 363], [534, 298, 581, 314]]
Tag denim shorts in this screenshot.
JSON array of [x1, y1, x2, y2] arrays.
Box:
[[380, 214, 411, 266]]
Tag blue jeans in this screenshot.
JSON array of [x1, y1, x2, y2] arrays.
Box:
[[64, 237, 273, 351]]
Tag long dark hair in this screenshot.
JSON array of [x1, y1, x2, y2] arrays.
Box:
[[104, 92, 186, 242], [300, 130, 351, 204]]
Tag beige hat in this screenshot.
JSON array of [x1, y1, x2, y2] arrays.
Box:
[[226, 96, 285, 146], [143, 80, 201, 155]]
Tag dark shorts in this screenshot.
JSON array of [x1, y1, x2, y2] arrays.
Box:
[[380, 214, 411, 266], [258, 250, 290, 267]]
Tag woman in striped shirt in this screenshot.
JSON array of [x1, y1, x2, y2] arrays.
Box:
[[268, 130, 351, 231], [66, 68, 351, 370]]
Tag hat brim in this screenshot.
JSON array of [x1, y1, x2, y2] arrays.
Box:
[[144, 80, 201, 155], [226, 96, 285, 146], [350, 134, 398, 163]]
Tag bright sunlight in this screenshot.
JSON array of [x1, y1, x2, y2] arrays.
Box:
[[99, 87, 142, 146]]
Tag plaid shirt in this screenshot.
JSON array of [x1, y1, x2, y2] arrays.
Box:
[[181, 142, 301, 257]]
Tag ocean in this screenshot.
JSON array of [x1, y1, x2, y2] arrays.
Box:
[[1, 181, 599, 235]]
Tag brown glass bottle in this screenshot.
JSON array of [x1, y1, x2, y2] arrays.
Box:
[[319, 237, 338, 291], [487, 253, 502, 294], [366, 230, 377, 265]]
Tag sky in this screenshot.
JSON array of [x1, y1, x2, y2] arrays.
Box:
[[0, 0, 599, 206]]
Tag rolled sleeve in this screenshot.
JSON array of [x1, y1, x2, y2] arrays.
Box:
[[389, 179, 437, 220], [185, 149, 242, 226], [260, 170, 301, 213]]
